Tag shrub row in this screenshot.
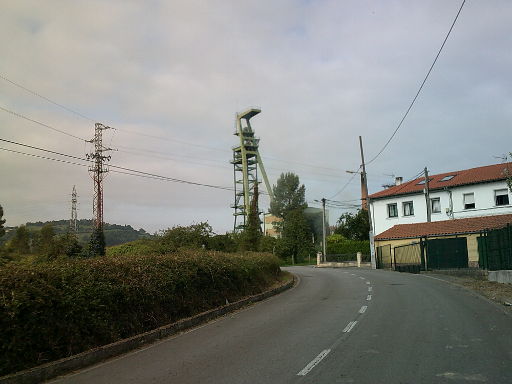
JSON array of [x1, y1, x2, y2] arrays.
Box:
[[0, 251, 281, 376], [326, 238, 370, 255]]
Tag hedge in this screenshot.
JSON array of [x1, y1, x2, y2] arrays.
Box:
[[0, 251, 281, 376], [326, 238, 370, 255]]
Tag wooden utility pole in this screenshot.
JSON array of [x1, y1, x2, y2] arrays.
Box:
[[424, 167, 431, 222], [359, 136, 376, 269]]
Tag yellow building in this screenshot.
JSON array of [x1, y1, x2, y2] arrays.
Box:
[[263, 214, 283, 238]]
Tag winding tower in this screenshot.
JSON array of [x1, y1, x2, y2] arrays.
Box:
[[231, 108, 273, 232]]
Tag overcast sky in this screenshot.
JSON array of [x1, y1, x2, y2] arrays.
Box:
[[1, 0, 511, 233]]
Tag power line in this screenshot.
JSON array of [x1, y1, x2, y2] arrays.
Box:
[[0, 73, 95, 122], [328, 165, 361, 200], [0, 73, 359, 176], [366, 0, 466, 165], [0, 138, 236, 192], [0, 104, 86, 141]]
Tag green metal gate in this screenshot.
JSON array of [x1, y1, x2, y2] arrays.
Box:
[[426, 237, 468, 269], [478, 224, 512, 270], [376, 244, 392, 269]]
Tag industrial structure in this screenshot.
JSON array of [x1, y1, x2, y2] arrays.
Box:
[[86, 123, 113, 231], [69, 185, 78, 233], [231, 108, 273, 232]]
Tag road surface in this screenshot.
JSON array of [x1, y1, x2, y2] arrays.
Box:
[[49, 267, 512, 383]]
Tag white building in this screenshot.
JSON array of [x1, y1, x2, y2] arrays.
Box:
[[369, 163, 512, 236]]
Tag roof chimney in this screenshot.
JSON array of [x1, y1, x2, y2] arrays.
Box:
[[395, 176, 403, 186]]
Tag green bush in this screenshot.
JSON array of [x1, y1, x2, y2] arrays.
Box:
[[0, 251, 281, 376], [326, 234, 370, 255]]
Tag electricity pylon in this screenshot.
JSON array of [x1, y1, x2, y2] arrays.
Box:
[[86, 123, 113, 231], [70, 185, 78, 233], [231, 108, 273, 232]]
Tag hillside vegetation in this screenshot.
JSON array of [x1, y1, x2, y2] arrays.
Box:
[[0, 250, 282, 376], [1, 219, 151, 247]]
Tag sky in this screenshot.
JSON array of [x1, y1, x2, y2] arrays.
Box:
[[1, 0, 511, 234]]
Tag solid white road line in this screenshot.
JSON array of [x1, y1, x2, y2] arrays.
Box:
[[359, 305, 368, 314], [296, 349, 331, 376], [343, 321, 358, 333], [367, 294, 372, 301], [368, 287, 373, 292]]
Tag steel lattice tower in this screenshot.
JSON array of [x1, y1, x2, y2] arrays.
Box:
[[231, 108, 273, 232], [86, 123, 113, 230], [70, 185, 78, 233]]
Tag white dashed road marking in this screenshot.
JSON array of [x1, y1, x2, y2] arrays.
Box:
[[367, 294, 372, 301], [343, 321, 358, 333], [368, 287, 372, 292], [366, 281, 371, 285], [359, 305, 368, 314], [296, 349, 331, 376]]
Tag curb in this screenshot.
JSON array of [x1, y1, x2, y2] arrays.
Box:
[[0, 275, 296, 384]]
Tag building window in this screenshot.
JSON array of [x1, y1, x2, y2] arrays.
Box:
[[495, 189, 510, 206], [463, 193, 475, 209], [440, 175, 456, 182], [387, 203, 398, 218], [417, 178, 433, 185], [431, 198, 441, 213], [403, 201, 414, 216]]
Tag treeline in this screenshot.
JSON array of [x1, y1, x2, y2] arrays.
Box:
[[107, 222, 284, 258], [0, 216, 153, 265], [1, 219, 151, 246], [0, 224, 83, 264]]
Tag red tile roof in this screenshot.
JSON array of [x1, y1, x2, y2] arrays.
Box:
[[375, 213, 512, 240], [369, 162, 512, 200]]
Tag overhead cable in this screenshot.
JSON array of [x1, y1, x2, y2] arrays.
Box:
[[366, 0, 466, 165], [0, 105, 86, 141]]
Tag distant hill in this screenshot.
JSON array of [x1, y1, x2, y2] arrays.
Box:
[[1, 219, 152, 247]]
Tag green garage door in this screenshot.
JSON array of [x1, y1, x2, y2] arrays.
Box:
[[427, 238, 468, 269]]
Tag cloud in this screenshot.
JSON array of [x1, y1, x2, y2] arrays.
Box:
[[1, 0, 511, 232]]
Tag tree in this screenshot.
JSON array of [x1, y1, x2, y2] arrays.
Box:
[[269, 173, 307, 219], [159, 222, 213, 252], [0, 205, 5, 238], [35, 223, 56, 256], [88, 227, 106, 256], [277, 208, 314, 263], [334, 209, 370, 241], [240, 184, 262, 251], [56, 232, 83, 258], [10, 226, 31, 254]]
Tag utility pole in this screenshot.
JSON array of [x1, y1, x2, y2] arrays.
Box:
[[424, 167, 431, 222], [359, 136, 376, 269], [86, 123, 113, 233], [321, 198, 327, 261], [70, 185, 78, 233]]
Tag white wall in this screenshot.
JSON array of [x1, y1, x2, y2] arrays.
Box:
[[370, 181, 512, 235]]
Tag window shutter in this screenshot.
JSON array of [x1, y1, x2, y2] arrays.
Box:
[[464, 193, 474, 204]]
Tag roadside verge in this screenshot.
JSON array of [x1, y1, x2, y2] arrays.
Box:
[[0, 273, 295, 384]]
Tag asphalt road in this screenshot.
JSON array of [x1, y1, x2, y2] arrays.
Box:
[[49, 267, 512, 384]]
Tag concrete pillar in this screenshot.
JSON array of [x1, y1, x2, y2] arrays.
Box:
[[317, 252, 322, 266]]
